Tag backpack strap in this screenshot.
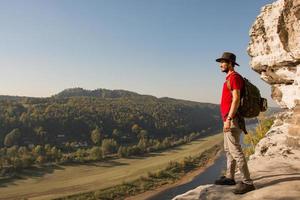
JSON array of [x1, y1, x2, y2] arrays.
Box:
[[226, 72, 237, 91], [226, 80, 231, 91], [226, 71, 244, 92]]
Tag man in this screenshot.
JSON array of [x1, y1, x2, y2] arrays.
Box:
[[214, 52, 255, 194]]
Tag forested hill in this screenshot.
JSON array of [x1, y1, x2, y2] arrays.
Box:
[[53, 87, 150, 99], [0, 88, 222, 147]]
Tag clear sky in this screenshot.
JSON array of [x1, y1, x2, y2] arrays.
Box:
[[0, 0, 278, 106]]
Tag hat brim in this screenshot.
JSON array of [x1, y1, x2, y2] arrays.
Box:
[[216, 58, 240, 66]]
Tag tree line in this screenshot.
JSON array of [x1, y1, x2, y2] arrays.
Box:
[[0, 90, 223, 175], [0, 93, 222, 147], [0, 131, 202, 175]]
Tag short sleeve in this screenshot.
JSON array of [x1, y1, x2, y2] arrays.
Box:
[[230, 74, 244, 90]]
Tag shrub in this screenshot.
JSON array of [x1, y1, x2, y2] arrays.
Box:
[[243, 116, 274, 158]]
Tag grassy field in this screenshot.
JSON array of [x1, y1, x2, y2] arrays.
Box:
[[0, 133, 223, 200]]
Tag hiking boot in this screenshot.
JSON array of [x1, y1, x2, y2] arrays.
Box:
[[214, 176, 236, 185], [233, 182, 255, 194]]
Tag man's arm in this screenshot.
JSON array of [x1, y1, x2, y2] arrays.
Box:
[[228, 89, 240, 119], [224, 89, 240, 132]]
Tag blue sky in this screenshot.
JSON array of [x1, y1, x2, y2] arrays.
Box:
[[0, 0, 277, 106]]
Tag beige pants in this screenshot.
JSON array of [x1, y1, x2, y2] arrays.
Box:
[[224, 118, 253, 185]]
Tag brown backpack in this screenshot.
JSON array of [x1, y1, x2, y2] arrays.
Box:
[[227, 74, 268, 118]]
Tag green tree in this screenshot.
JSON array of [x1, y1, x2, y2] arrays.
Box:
[[138, 129, 148, 140], [7, 146, 18, 157], [20, 154, 34, 168], [36, 155, 45, 164], [34, 126, 47, 144], [11, 157, 23, 170], [89, 146, 102, 160], [162, 137, 172, 149], [18, 146, 28, 155], [131, 124, 141, 134], [112, 129, 121, 140], [4, 128, 21, 147], [44, 144, 55, 161], [117, 146, 128, 158], [32, 145, 43, 157], [91, 127, 102, 145], [48, 146, 61, 162], [137, 138, 147, 153], [101, 139, 118, 157], [75, 148, 86, 162]]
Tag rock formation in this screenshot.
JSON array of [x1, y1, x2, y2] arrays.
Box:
[[247, 0, 300, 157], [173, 0, 300, 199], [248, 0, 300, 109]]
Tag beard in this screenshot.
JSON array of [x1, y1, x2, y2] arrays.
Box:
[[221, 68, 229, 73]]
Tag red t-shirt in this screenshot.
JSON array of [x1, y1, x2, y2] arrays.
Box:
[[220, 71, 244, 121]]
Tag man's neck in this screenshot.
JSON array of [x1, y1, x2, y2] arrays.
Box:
[[226, 69, 235, 78]]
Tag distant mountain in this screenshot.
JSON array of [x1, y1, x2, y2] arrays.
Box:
[[0, 88, 223, 147], [0, 95, 26, 101], [53, 87, 156, 99]]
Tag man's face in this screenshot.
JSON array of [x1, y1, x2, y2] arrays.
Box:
[[219, 60, 230, 73]]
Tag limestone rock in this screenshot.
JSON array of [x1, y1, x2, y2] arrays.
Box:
[[250, 112, 293, 159], [247, 0, 300, 109], [286, 104, 300, 148]]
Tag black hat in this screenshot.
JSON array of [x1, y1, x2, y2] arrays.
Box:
[[216, 52, 240, 66]]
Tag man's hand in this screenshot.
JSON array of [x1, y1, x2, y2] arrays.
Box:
[[223, 119, 231, 132]]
